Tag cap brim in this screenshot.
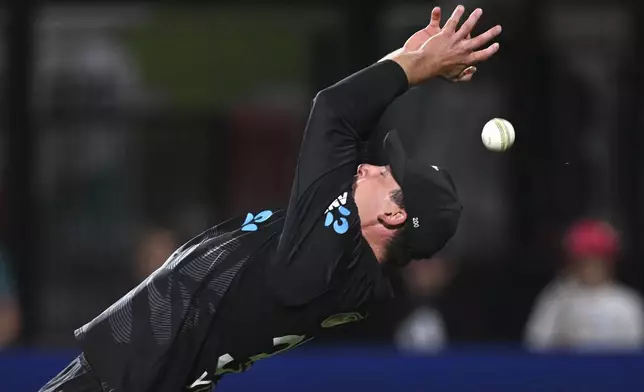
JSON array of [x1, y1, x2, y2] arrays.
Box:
[[384, 129, 407, 184]]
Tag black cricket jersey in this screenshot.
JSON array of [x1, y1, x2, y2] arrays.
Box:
[[74, 60, 410, 392]]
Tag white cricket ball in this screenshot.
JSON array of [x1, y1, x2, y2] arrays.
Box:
[[481, 118, 515, 152]]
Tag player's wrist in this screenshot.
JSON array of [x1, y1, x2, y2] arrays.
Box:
[[389, 51, 438, 86], [379, 48, 405, 63]]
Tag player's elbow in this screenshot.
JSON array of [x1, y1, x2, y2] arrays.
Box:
[[312, 84, 351, 115], [311, 89, 336, 112], [309, 89, 354, 130], [305, 89, 359, 143]]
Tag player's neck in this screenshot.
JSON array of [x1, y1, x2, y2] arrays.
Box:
[[361, 225, 388, 264]]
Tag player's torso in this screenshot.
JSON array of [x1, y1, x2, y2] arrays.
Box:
[[78, 193, 390, 392]]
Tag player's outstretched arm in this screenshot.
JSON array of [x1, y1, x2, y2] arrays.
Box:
[[296, 5, 501, 193]]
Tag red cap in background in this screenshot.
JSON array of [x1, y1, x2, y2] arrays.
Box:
[[563, 220, 620, 261]]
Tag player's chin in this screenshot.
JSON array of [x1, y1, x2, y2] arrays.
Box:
[[386, 258, 413, 268]]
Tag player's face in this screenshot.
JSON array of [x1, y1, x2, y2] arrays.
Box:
[[353, 164, 406, 228]]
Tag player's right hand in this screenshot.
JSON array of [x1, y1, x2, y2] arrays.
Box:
[[391, 5, 502, 86]]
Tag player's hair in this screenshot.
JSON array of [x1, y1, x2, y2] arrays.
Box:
[[384, 188, 412, 267]]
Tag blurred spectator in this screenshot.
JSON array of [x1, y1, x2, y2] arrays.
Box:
[[0, 250, 21, 348], [133, 228, 178, 281], [525, 220, 644, 351], [395, 256, 451, 353]]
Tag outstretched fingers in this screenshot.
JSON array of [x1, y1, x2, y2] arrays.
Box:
[[466, 25, 502, 51], [455, 8, 483, 40], [467, 42, 501, 64], [443, 5, 465, 33]]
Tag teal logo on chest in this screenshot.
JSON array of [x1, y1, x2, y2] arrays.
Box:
[[324, 192, 351, 234]]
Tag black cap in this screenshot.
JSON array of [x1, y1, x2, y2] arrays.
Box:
[[384, 130, 462, 260]]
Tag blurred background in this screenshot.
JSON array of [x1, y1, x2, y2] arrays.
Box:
[[1, 0, 644, 391]]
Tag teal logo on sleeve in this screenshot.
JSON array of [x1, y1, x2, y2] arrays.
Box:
[[324, 192, 351, 234]]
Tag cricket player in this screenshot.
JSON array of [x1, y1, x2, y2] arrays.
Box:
[[40, 5, 501, 392]]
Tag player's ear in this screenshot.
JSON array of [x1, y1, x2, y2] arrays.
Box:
[[380, 209, 407, 228]]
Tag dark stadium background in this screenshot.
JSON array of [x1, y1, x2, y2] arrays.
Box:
[[1, 0, 643, 391]]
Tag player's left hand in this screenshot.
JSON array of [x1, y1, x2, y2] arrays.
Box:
[[402, 7, 443, 52], [403, 7, 477, 82]]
